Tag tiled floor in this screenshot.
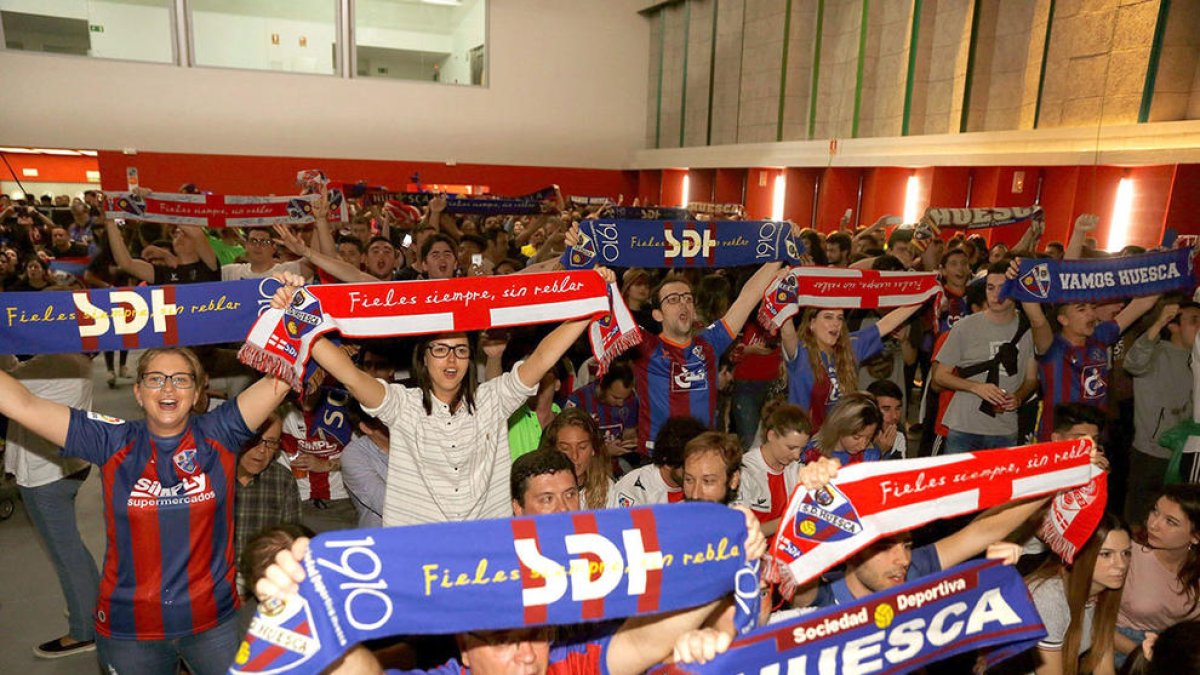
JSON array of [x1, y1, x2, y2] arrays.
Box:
[[1, 353, 144, 674]]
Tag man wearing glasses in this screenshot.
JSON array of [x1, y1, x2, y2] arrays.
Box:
[[221, 229, 308, 281], [233, 412, 301, 579], [630, 264, 784, 457]]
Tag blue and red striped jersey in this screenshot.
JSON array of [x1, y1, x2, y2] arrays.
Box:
[[785, 324, 882, 427], [1037, 320, 1120, 440], [632, 322, 734, 453], [566, 381, 639, 450], [63, 402, 252, 639]]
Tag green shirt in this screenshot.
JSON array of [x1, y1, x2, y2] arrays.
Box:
[[507, 403, 560, 461]]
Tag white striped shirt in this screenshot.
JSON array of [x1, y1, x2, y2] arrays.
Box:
[[365, 363, 535, 526]]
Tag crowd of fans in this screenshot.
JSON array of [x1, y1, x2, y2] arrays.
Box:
[[2, 184, 1200, 675]]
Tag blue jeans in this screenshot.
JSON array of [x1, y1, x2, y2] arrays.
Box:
[[1115, 625, 1147, 667], [20, 473, 100, 642], [944, 429, 1018, 454], [731, 380, 772, 449], [96, 615, 240, 675]]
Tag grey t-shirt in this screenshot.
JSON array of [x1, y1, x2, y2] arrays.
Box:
[[1032, 576, 1095, 653], [936, 311, 1033, 437]]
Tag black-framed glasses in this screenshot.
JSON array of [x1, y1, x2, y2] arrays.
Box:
[[660, 292, 694, 306], [140, 371, 196, 389], [426, 343, 470, 359], [254, 437, 282, 450]]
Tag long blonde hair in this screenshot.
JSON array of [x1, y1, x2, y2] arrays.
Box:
[[539, 408, 611, 510], [814, 393, 881, 454], [799, 308, 859, 400]]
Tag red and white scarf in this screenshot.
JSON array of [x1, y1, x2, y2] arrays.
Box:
[[767, 438, 1106, 597], [757, 268, 942, 331], [107, 191, 319, 228], [238, 271, 640, 392]]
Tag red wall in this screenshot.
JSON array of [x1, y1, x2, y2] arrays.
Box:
[[715, 169, 746, 204], [1, 152, 98, 184], [95, 151, 638, 203]]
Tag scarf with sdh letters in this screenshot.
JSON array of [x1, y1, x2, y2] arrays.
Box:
[[1002, 248, 1195, 304], [230, 503, 760, 675], [560, 219, 804, 270], [651, 559, 1045, 675], [605, 206, 692, 220], [238, 271, 640, 392], [757, 268, 942, 331], [767, 439, 1106, 598], [106, 192, 321, 228]]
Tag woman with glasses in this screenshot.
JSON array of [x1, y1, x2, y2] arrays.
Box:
[[0, 347, 290, 674], [270, 268, 616, 527]]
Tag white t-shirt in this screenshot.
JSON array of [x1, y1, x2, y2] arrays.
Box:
[[3, 354, 92, 488], [364, 363, 536, 526], [608, 464, 681, 507]]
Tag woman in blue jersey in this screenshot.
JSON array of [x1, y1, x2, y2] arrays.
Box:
[[780, 303, 924, 429], [0, 347, 289, 674]]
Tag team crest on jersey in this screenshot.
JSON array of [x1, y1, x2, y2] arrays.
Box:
[[173, 448, 198, 474], [617, 493, 635, 507], [86, 411, 125, 425], [671, 363, 708, 392], [231, 595, 321, 674], [792, 483, 863, 542], [1081, 365, 1106, 399], [1018, 264, 1052, 299]]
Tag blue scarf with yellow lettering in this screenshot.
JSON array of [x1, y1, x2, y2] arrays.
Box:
[[561, 219, 804, 270], [230, 503, 760, 675], [651, 559, 1045, 675], [1003, 248, 1195, 304]]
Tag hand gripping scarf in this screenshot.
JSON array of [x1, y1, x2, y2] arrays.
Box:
[[230, 503, 761, 675], [604, 206, 692, 220], [767, 438, 1106, 597], [561, 219, 805, 270], [238, 271, 640, 392], [362, 186, 559, 215], [0, 279, 280, 355], [1002, 247, 1196, 304], [106, 191, 320, 228], [650, 559, 1046, 675], [757, 268, 943, 332]]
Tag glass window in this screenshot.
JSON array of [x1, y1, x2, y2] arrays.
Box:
[[355, 0, 486, 85], [190, 0, 337, 75], [1, 0, 174, 63]]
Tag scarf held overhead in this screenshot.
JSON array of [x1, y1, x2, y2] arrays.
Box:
[[238, 271, 640, 392], [923, 206, 1044, 230], [757, 268, 942, 331], [561, 220, 804, 271], [362, 186, 559, 215], [230, 503, 758, 675], [0, 279, 278, 355], [651, 559, 1046, 675], [106, 192, 320, 228], [768, 438, 1105, 596], [1003, 247, 1195, 304]]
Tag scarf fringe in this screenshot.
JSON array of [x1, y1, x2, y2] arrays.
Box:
[[594, 326, 643, 379], [1036, 522, 1078, 564], [237, 343, 304, 393]]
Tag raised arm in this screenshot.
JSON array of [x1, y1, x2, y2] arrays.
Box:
[[1012, 216, 1045, 254], [1064, 214, 1097, 259], [181, 224, 218, 270], [721, 262, 784, 335], [270, 273, 387, 408], [1008, 258, 1054, 353], [235, 376, 292, 431], [934, 495, 1050, 568], [1114, 294, 1160, 333], [0, 368, 72, 448], [514, 269, 616, 388], [873, 303, 924, 338], [310, 187, 338, 256], [103, 216, 155, 283], [273, 224, 375, 283]]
